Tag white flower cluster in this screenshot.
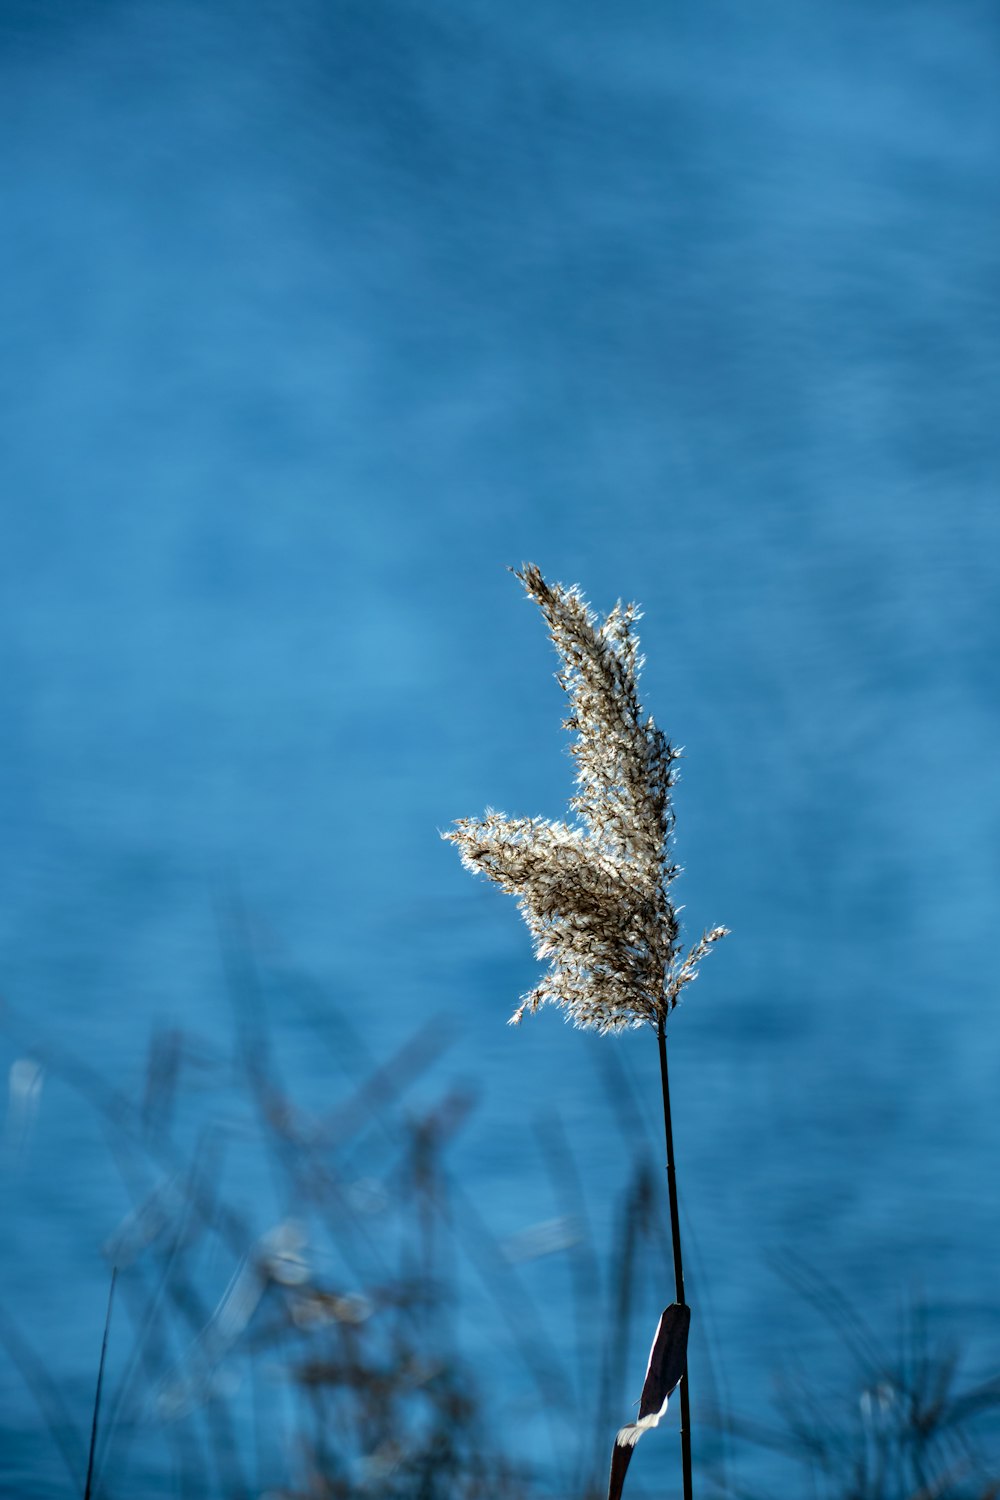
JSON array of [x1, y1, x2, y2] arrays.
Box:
[[446, 565, 726, 1033]]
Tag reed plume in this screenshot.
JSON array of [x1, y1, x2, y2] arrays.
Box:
[[445, 564, 726, 1500]]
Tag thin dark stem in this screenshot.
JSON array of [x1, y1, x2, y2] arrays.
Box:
[[85, 1266, 118, 1500], [657, 1015, 693, 1500]]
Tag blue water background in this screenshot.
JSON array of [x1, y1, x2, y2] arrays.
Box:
[[1, 1, 999, 1493]]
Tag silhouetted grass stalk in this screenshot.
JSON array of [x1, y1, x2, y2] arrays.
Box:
[[447, 565, 727, 1500], [657, 1016, 692, 1500], [84, 1266, 117, 1500]]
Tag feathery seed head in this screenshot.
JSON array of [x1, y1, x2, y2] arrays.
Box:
[[445, 565, 726, 1033]]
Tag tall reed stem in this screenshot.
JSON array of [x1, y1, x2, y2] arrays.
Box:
[[656, 1015, 693, 1500], [84, 1266, 117, 1500]]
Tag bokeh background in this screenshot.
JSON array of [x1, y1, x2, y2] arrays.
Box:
[[1, 1, 999, 1494]]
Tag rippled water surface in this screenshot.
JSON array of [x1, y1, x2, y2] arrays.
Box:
[[1, 2, 999, 1493]]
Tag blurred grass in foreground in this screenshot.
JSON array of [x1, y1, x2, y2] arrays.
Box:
[[3, 929, 999, 1499]]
